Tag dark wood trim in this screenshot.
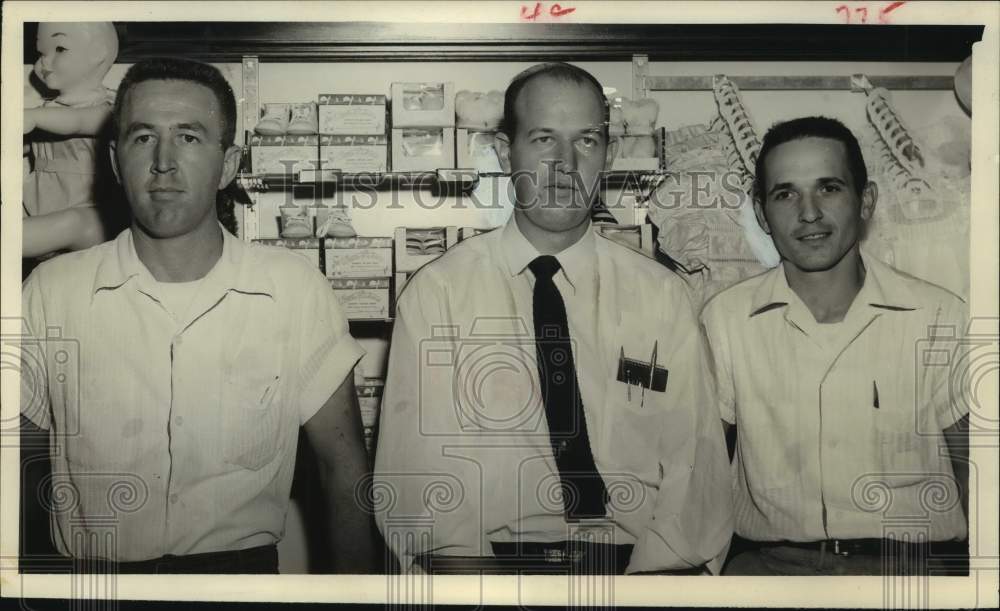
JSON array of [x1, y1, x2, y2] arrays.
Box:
[[24, 22, 983, 64]]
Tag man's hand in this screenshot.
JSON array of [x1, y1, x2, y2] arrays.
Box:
[[303, 372, 381, 573]]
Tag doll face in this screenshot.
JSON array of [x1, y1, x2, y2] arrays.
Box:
[[34, 23, 109, 93]]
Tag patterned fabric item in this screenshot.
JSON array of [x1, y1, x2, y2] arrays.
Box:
[[861, 87, 970, 301], [648, 76, 779, 306]]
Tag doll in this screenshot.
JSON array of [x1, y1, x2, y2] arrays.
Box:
[[23, 22, 119, 258]]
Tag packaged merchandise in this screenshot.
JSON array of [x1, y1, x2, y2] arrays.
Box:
[[454, 89, 503, 130], [249, 134, 320, 176], [318, 94, 387, 134], [287, 102, 319, 135], [331, 277, 392, 320], [391, 127, 456, 171], [456, 128, 503, 172], [391, 82, 455, 127], [325, 236, 394, 279], [320, 134, 388, 173]]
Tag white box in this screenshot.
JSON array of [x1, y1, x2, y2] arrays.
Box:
[[356, 379, 385, 429], [249, 134, 320, 175], [391, 128, 455, 172], [318, 94, 386, 134], [320, 134, 388, 174], [325, 236, 394, 278], [456, 128, 502, 172], [331, 277, 391, 320], [252, 238, 322, 269], [391, 82, 455, 127]]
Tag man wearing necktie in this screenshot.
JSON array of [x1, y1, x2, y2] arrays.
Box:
[[374, 62, 732, 575]]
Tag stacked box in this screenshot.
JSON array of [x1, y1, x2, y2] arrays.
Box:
[[252, 238, 323, 269], [320, 134, 389, 174], [391, 82, 456, 171], [324, 236, 394, 279], [318, 94, 387, 135], [391, 127, 455, 172], [250, 134, 320, 175], [331, 277, 392, 320], [357, 378, 385, 454], [390, 82, 455, 128], [456, 128, 502, 172]]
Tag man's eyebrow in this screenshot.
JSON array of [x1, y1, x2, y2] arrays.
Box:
[[123, 122, 155, 136], [176, 122, 209, 132], [49, 33, 67, 38], [817, 176, 848, 184], [767, 181, 796, 195]]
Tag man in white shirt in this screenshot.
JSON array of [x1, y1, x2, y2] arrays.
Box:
[[701, 116, 969, 575], [373, 62, 732, 575], [20, 58, 378, 573]]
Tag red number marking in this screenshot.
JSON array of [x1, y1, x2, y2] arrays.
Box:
[[836, 4, 850, 23], [879, 1, 906, 23], [855, 6, 868, 23]]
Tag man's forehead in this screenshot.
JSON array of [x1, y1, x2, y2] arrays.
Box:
[[765, 137, 850, 176], [515, 76, 604, 128], [120, 80, 222, 126]]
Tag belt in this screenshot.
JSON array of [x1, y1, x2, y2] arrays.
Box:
[[765, 538, 967, 558], [414, 541, 635, 575], [83, 543, 280, 574]]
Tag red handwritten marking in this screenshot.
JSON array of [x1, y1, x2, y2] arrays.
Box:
[[521, 2, 576, 21], [855, 6, 868, 23], [521, 3, 540, 20], [879, 1, 906, 23], [550, 3, 576, 17], [836, 4, 850, 22]]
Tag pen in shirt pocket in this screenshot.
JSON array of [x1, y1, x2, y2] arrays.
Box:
[[872, 380, 880, 409]]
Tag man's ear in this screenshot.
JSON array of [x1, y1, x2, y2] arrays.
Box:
[[109, 141, 121, 184], [752, 195, 771, 235], [605, 136, 620, 170], [218, 144, 242, 190], [860, 180, 878, 221], [494, 132, 512, 174]]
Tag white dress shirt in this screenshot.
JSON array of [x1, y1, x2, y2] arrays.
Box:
[[374, 218, 733, 573]]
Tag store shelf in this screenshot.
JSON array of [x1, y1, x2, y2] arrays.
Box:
[[238, 169, 480, 194], [238, 168, 665, 193]]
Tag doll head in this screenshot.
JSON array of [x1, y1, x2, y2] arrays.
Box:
[[34, 22, 118, 95]]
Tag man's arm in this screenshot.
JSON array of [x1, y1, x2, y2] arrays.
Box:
[[303, 372, 380, 573], [942, 414, 969, 520]]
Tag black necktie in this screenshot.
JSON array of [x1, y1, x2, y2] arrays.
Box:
[[529, 255, 607, 521]]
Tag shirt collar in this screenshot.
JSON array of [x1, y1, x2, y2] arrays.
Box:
[[748, 252, 922, 319], [500, 215, 596, 292], [92, 224, 275, 302]]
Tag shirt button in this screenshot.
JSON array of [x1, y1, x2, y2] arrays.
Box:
[[169, 494, 179, 504]]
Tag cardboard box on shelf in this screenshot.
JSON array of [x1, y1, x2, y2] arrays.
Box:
[[318, 94, 387, 134], [320, 134, 388, 174], [331, 277, 392, 320], [456, 128, 502, 172], [249, 134, 320, 176], [252, 238, 323, 269], [390, 82, 455, 127], [391, 127, 455, 172], [325, 236, 394, 279], [356, 378, 385, 429]]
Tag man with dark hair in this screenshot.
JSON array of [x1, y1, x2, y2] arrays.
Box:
[[374, 62, 732, 575], [701, 116, 969, 575], [21, 57, 378, 573]]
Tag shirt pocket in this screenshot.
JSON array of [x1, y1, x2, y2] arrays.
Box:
[[222, 360, 286, 472], [871, 377, 930, 487]]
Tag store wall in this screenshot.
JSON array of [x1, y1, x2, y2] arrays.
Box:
[[23, 57, 969, 574]]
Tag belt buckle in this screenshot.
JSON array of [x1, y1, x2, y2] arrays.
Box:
[[832, 540, 850, 557], [544, 548, 565, 564]]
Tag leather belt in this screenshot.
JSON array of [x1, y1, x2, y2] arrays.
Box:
[[414, 541, 635, 575], [767, 538, 967, 558]]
